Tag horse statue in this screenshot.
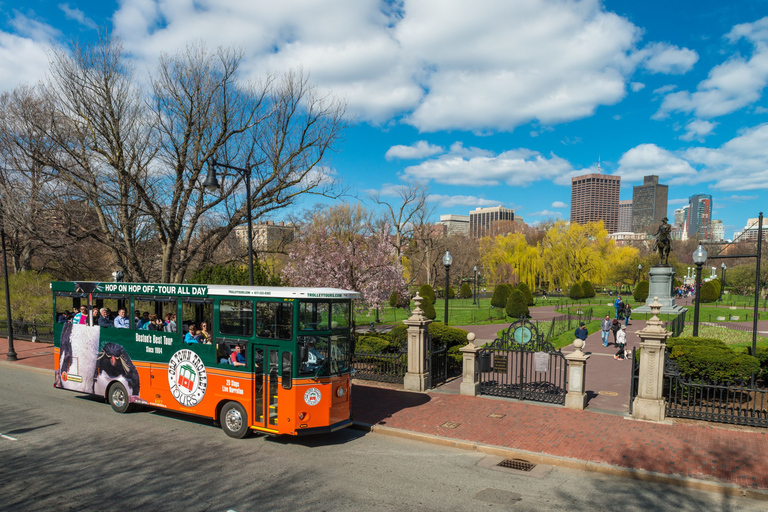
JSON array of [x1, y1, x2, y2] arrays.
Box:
[[652, 217, 672, 265]]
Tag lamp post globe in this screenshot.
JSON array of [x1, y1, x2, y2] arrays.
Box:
[[692, 244, 708, 337], [442, 251, 452, 324]]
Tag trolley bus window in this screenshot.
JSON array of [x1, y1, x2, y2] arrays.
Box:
[[299, 302, 329, 330], [331, 302, 350, 328], [255, 302, 292, 340], [219, 300, 253, 337], [135, 297, 178, 331]]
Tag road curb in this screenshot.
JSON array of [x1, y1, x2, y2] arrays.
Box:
[[352, 421, 768, 502]]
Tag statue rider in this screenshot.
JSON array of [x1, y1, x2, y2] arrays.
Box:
[[652, 217, 672, 265]]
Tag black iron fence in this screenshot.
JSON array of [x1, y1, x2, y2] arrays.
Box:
[[430, 344, 448, 386], [543, 308, 593, 342], [0, 320, 54, 343], [663, 310, 687, 337], [351, 350, 407, 383], [664, 355, 767, 427]]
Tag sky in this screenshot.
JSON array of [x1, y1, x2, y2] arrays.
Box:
[[2, 0, 768, 240]]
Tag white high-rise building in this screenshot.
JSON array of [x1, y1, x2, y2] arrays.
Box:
[[710, 220, 724, 242]]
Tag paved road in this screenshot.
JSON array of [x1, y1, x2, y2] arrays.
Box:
[[1, 364, 765, 512]]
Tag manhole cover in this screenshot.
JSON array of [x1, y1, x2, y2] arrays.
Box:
[[488, 413, 506, 419], [598, 391, 618, 396], [497, 459, 536, 472], [440, 421, 461, 429]]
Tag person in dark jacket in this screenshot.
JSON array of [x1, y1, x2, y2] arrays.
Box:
[[611, 318, 621, 344], [574, 322, 588, 349]]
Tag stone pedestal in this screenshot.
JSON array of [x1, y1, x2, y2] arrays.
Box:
[[634, 265, 687, 315], [632, 297, 671, 422], [459, 333, 481, 396], [564, 339, 590, 410], [403, 294, 432, 392]]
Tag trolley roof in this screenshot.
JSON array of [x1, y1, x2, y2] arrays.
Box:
[[51, 281, 360, 300]]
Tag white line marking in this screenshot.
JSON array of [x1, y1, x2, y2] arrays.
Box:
[[1, 433, 17, 441]]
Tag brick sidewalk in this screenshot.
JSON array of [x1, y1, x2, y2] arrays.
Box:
[[4, 337, 768, 495]]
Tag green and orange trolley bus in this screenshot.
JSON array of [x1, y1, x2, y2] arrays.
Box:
[[52, 281, 359, 438]]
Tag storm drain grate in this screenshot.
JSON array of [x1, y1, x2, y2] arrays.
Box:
[[440, 421, 461, 429], [488, 413, 506, 419], [497, 459, 536, 472]]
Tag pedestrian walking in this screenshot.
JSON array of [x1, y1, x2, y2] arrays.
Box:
[[624, 304, 632, 326], [574, 322, 588, 350], [614, 296, 623, 319], [600, 315, 611, 347], [611, 318, 621, 344], [614, 325, 628, 360]]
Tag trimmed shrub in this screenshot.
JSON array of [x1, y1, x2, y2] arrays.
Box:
[[355, 334, 397, 354], [491, 284, 511, 309], [516, 282, 535, 306], [388, 324, 408, 349], [709, 278, 721, 298], [747, 347, 768, 375], [634, 280, 649, 303], [581, 280, 596, 298], [447, 286, 456, 299], [505, 290, 529, 319], [458, 282, 472, 299], [667, 337, 760, 383], [699, 280, 719, 303], [568, 283, 584, 300], [418, 284, 436, 305], [421, 297, 436, 320]]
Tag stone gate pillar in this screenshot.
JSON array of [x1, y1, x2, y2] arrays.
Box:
[[459, 333, 481, 396], [632, 297, 671, 422], [564, 339, 590, 410], [403, 294, 432, 392]]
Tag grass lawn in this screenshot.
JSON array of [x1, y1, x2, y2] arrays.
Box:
[[354, 297, 514, 327], [677, 325, 768, 347]]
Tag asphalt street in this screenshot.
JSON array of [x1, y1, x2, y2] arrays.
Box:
[[0, 364, 764, 512]]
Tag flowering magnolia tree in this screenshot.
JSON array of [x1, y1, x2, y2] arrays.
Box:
[[282, 223, 408, 317]]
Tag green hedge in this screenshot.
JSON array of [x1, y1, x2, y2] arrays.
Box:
[[505, 289, 529, 318], [581, 280, 596, 298], [634, 280, 649, 302], [458, 283, 472, 299], [667, 337, 760, 383], [491, 284, 511, 309], [516, 282, 535, 306], [355, 334, 398, 353], [699, 280, 719, 303], [568, 283, 584, 300], [418, 284, 436, 305]]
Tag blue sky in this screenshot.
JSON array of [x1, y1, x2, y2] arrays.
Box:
[[2, 1, 768, 239]]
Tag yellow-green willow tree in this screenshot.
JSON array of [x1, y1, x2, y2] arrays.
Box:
[[540, 221, 616, 289], [480, 233, 542, 289]]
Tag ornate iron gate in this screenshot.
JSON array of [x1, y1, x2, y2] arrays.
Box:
[[478, 319, 569, 404], [430, 344, 448, 387]]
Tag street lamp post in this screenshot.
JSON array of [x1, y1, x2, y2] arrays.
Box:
[[472, 265, 477, 305], [636, 264, 642, 290], [442, 251, 452, 325], [692, 244, 708, 337], [205, 160, 254, 286], [719, 263, 726, 302], [1, 220, 16, 361]]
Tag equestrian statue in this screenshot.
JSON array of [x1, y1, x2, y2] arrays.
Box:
[[652, 217, 672, 265]]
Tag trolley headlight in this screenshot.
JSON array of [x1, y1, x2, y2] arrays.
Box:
[[336, 386, 346, 397]]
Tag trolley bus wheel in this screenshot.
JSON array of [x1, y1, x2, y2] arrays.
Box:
[[221, 401, 250, 439], [108, 382, 132, 414]]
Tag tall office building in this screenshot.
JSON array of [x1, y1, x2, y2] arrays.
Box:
[[687, 194, 712, 241], [631, 175, 668, 234], [618, 200, 633, 232], [469, 206, 515, 238], [672, 206, 689, 240], [570, 173, 621, 233], [438, 214, 470, 237]]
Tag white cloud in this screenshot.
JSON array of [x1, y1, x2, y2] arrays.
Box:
[[639, 42, 698, 74], [656, 17, 768, 120], [531, 210, 563, 217], [617, 144, 698, 185], [110, 0, 656, 131], [0, 15, 57, 91], [428, 194, 504, 208], [630, 82, 645, 92], [9, 12, 61, 41], [59, 4, 98, 29], [653, 84, 676, 95], [402, 144, 573, 187], [668, 198, 689, 205], [721, 194, 758, 202], [551, 201, 568, 208], [385, 140, 443, 160], [680, 119, 717, 141]]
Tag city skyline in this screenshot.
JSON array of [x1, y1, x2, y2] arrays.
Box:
[[1, 2, 766, 239]]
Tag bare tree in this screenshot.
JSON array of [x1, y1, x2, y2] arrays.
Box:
[[1, 36, 346, 283], [371, 182, 433, 262]]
